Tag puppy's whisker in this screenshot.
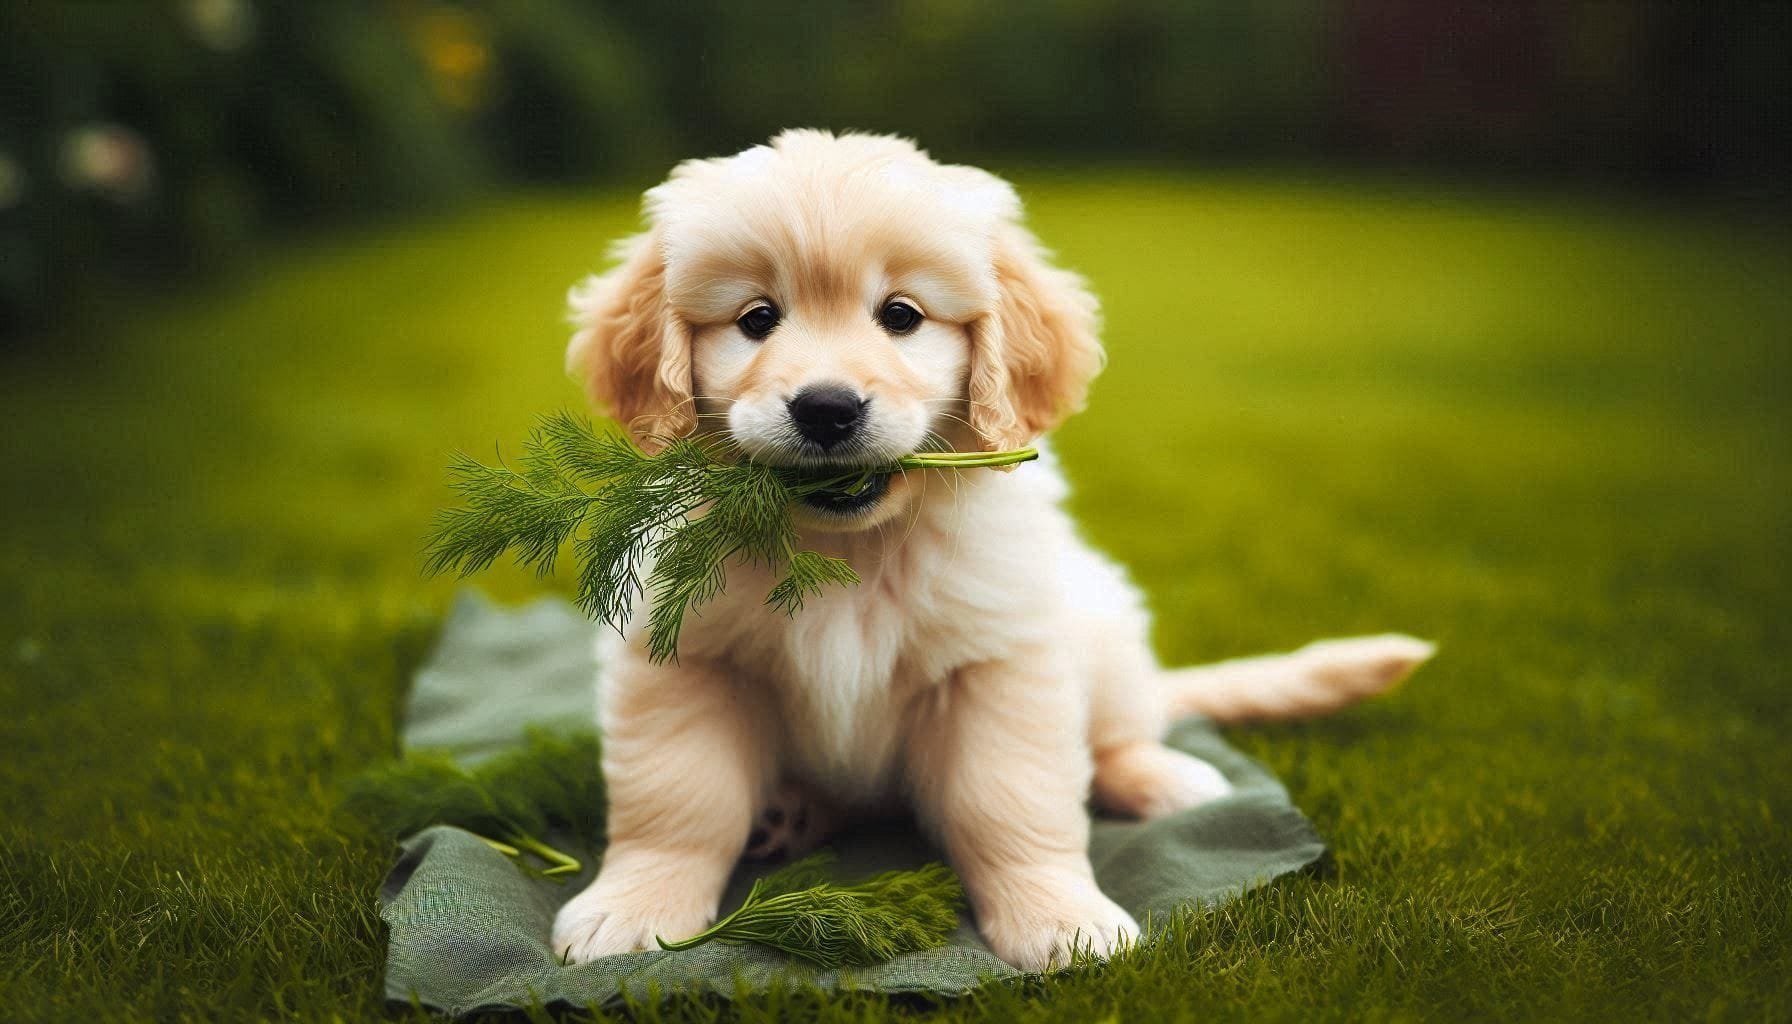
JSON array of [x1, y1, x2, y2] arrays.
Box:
[[927, 411, 982, 438], [886, 464, 928, 556], [921, 428, 958, 451], [904, 427, 972, 573], [914, 430, 972, 571]]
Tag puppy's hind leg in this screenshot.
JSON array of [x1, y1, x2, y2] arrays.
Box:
[[1085, 624, 1234, 820], [744, 782, 838, 861], [1092, 741, 1232, 819], [1090, 636, 1436, 818]]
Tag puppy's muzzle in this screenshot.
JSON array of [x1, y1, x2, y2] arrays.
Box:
[[787, 385, 867, 450]]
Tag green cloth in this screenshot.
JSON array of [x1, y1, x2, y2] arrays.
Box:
[[379, 590, 1327, 1016]]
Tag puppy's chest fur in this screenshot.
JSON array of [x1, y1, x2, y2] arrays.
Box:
[[679, 486, 1059, 805]]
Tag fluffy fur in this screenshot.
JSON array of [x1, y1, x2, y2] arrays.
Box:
[[552, 130, 1434, 970]]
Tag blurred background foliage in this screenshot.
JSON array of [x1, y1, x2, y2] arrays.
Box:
[[1, 0, 1787, 337]]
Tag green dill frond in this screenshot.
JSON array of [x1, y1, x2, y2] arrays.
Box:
[[425, 413, 1039, 662], [754, 851, 843, 897], [340, 752, 499, 839], [339, 729, 604, 879], [641, 515, 740, 663], [344, 744, 963, 965], [767, 550, 861, 616], [656, 854, 965, 967], [423, 446, 596, 580]]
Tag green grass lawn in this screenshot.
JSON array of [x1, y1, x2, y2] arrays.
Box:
[[2, 175, 1788, 1022]]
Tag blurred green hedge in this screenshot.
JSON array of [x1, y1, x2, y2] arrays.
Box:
[[2, 1, 1785, 337], [0, 0, 668, 335]]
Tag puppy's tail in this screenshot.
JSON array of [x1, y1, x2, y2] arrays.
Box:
[[1161, 634, 1435, 723]]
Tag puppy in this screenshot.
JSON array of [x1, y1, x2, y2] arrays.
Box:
[[550, 130, 1432, 970]]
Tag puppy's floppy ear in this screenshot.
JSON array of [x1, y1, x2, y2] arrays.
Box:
[[967, 224, 1105, 451], [565, 231, 694, 450]]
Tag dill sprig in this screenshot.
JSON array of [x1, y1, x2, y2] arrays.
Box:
[[340, 729, 604, 881], [424, 411, 1037, 662], [344, 735, 965, 965], [657, 853, 964, 967]]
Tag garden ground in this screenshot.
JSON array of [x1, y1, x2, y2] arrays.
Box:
[[2, 174, 1787, 1021]]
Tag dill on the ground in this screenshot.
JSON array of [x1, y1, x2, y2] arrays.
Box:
[[656, 853, 965, 967], [342, 733, 967, 966], [423, 411, 1036, 661], [339, 729, 604, 880]]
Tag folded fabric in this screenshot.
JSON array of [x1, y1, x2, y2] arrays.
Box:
[[378, 590, 1326, 1016]]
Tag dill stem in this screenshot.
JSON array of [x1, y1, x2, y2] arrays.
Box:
[[656, 891, 758, 952], [896, 447, 1039, 469], [508, 833, 582, 876], [472, 834, 521, 858]]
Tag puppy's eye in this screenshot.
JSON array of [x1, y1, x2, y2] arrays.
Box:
[[737, 304, 780, 340], [877, 300, 922, 335]]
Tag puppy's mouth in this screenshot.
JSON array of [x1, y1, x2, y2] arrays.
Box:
[[794, 469, 894, 516]]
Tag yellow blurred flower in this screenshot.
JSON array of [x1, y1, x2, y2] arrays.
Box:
[[402, 5, 494, 114]]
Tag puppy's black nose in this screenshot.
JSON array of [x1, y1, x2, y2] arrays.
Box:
[[788, 386, 866, 448]]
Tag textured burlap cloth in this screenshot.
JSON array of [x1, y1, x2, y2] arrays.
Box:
[[378, 590, 1326, 1015]]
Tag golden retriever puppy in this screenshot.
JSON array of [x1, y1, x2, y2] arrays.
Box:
[[551, 130, 1433, 970]]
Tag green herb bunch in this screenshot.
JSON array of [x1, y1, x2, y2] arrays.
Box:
[[344, 734, 967, 965], [340, 729, 604, 880], [658, 852, 964, 968], [424, 411, 1037, 662]]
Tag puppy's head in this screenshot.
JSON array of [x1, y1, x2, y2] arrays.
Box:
[[567, 130, 1102, 531]]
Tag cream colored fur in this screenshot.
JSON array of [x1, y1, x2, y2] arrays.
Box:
[[551, 130, 1434, 971]]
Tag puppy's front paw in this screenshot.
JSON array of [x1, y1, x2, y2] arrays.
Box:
[[551, 879, 715, 964], [979, 879, 1140, 972]]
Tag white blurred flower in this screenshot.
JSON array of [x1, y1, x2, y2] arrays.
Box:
[[59, 123, 156, 204], [184, 0, 255, 53], [0, 152, 24, 210]]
